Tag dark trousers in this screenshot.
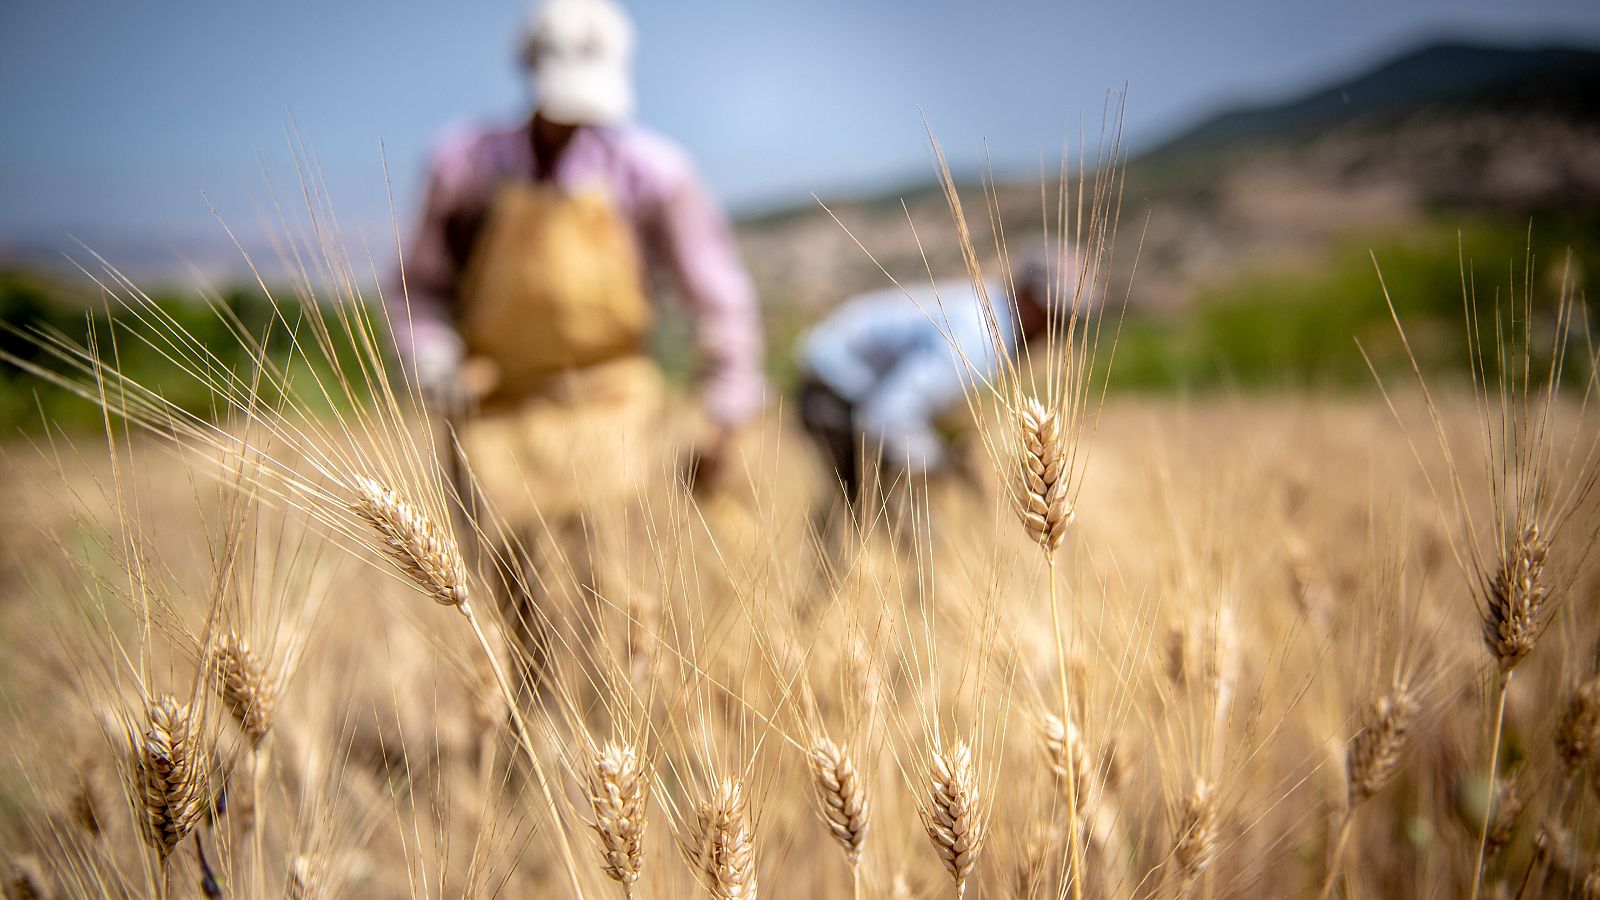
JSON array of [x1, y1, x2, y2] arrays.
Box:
[[797, 373, 867, 515]]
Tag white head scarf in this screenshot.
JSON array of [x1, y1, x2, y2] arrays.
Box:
[[519, 0, 635, 126]]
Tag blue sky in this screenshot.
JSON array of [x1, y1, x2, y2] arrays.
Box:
[[2, 0, 1598, 255]]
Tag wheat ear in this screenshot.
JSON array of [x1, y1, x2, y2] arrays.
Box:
[[209, 632, 277, 748], [1321, 682, 1416, 900], [1346, 683, 1417, 805], [689, 778, 758, 899], [586, 741, 648, 895], [809, 738, 869, 871], [1173, 778, 1218, 890], [1481, 523, 1549, 673], [133, 695, 208, 861], [923, 739, 985, 899], [1016, 398, 1073, 553], [1556, 675, 1600, 777], [1042, 712, 1091, 816], [351, 476, 469, 609]]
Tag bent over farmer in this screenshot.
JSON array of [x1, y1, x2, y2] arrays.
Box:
[[390, 0, 764, 676], [795, 247, 1077, 522]]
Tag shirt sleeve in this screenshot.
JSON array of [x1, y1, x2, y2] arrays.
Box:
[[855, 332, 974, 473], [388, 138, 470, 366], [653, 160, 766, 427], [803, 329, 877, 401]]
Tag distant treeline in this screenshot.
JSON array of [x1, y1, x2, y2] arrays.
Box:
[[1109, 215, 1599, 393], [0, 273, 382, 433], [1, 212, 1595, 434]]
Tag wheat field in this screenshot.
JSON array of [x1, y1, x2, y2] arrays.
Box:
[[1, 149, 1598, 900]]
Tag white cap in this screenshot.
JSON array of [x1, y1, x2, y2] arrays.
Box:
[[519, 0, 635, 126]]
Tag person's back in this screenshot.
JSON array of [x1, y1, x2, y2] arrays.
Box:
[[798, 279, 1015, 481], [801, 279, 1013, 410], [795, 250, 1073, 522]]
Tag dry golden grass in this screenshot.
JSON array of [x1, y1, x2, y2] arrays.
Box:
[[0, 117, 1597, 900]]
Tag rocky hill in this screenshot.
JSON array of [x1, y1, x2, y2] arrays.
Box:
[[735, 40, 1600, 316]]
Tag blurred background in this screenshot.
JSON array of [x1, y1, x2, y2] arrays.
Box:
[[2, 0, 1598, 429]]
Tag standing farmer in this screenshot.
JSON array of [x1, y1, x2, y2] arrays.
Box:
[[391, 0, 765, 676]]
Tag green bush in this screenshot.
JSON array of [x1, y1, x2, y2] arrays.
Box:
[[1105, 216, 1597, 393]]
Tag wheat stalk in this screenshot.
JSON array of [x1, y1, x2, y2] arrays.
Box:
[[922, 739, 985, 899], [808, 738, 869, 870], [688, 778, 758, 899], [585, 741, 648, 895], [1468, 523, 1548, 900], [1041, 712, 1091, 816]]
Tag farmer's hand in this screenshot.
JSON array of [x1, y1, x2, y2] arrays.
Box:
[[413, 338, 467, 415]]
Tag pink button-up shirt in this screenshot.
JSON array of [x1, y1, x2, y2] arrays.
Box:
[[393, 118, 765, 426]]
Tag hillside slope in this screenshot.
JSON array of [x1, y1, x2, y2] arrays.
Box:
[[737, 40, 1600, 316]]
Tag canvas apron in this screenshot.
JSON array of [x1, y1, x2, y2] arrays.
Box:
[[456, 182, 661, 526]]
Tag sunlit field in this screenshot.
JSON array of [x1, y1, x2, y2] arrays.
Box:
[[1, 136, 1598, 900]]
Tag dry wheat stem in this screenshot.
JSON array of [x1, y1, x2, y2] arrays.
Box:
[[808, 737, 869, 880], [349, 474, 586, 894], [1045, 562, 1086, 900], [586, 741, 648, 895], [690, 778, 758, 900], [1469, 675, 1513, 900], [462, 605, 589, 900], [1316, 811, 1357, 900], [924, 739, 984, 899]]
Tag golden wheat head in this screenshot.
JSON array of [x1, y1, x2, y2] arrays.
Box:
[[689, 777, 758, 899], [1016, 397, 1074, 553], [1480, 523, 1549, 673], [808, 738, 869, 867], [922, 739, 985, 898], [586, 741, 648, 893], [132, 695, 208, 860], [351, 476, 469, 610], [1346, 683, 1417, 805], [208, 632, 278, 748]]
